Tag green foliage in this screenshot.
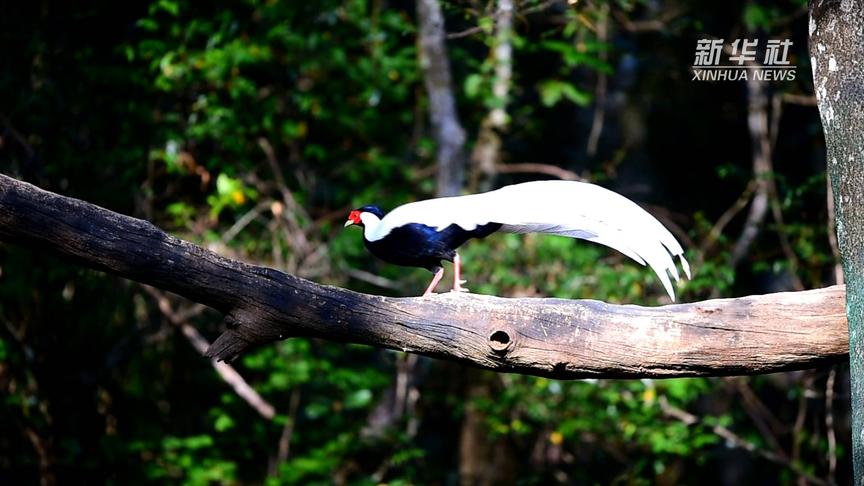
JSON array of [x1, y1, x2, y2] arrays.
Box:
[[538, 80, 592, 107], [207, 173, 257, 219], [134, 435, 238, 484]]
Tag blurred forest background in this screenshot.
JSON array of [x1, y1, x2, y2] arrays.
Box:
[[0, 0, 849, 484]]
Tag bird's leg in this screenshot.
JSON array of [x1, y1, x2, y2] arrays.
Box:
[[422, 268, 445, 297], [451, 253, 469, 293]]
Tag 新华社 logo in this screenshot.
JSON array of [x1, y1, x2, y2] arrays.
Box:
[[692, 38, 796, 81]]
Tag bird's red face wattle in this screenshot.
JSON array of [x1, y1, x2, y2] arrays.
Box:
[[345, 210, 363, 227]]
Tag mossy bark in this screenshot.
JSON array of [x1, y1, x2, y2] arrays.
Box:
[[809, 1, 864, 482]]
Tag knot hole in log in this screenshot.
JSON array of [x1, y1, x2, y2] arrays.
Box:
[[488, 329, 513, 355]]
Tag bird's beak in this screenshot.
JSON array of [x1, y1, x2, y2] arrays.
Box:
[[344, 219, 354, 228]]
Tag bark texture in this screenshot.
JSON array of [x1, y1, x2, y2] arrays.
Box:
[[417, 0, 467, 197], [0, 174, 850, 379], [809, 0, 864, 481]]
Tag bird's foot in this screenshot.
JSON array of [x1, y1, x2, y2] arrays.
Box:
[[451, 280, 470, 293]]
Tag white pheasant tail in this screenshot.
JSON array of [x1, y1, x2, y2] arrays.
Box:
[[366, 180, 691, 300]]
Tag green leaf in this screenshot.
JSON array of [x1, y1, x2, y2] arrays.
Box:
[[345, 389, 373, 409], [214, 414, 235, 432], [464, 73, 484, 99], [538, 80, 591, 107]]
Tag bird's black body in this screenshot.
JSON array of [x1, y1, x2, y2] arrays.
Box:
[[364, 221, 501, 272]]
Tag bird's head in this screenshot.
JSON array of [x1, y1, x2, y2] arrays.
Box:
[[344, 205, 385, 229]]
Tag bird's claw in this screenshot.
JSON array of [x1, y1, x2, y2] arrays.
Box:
[[451, 280, 470, 293]]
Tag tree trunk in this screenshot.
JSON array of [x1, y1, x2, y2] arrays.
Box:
[[416, 0, 467, 197], [470, 0, 514, 193], [459, 369, 517, 486], [809, 1, 864, 481]]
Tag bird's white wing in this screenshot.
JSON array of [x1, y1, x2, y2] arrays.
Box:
[[371, 180, 690, 300]]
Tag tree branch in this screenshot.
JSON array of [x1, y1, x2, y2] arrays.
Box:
[[729, 77, 772, 270], [659, 396, 828, 486], [0, 174, 849, 379], [493, 162, 584, 181], [141, 286, 276, 420]]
